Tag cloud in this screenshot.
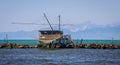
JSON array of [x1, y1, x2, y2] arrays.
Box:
[[63, 21, 91, 32], [80, 25, 88, 31], [70, 28, 79, 32], [63, 24, 88, 32]]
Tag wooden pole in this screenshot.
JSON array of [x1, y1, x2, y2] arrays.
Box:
[[43, 13, 53, 31], [58, 15, 61, 31]]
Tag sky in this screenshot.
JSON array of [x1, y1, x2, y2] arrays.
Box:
[[0, 0, 120, 40]]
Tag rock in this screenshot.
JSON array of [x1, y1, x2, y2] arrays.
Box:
[[66, 44, 73, 48], [108, 44, 115, 49], [115, 45, 120, 49], [0, 43, 120, 49], [4, 44, 13, 48], [35, 44, 43, 48], [46, 44, 50, 48], [51, 44, 56, 48], [79, 44, 85, 48], [96, 44, 101, 49], [19, 45, 24, 48], [0, 44, 2, 48], [24, 45, 30, 48], [75, 44, 80, 48], [55, 43, 61, 48], [0, 44, 5, 48]]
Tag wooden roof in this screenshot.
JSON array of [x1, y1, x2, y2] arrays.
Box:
[[39, 30, 63, 34]]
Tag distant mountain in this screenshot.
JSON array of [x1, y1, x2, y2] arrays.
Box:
[[0, 24, 120, 40], [62, 23, 120, 40], [0, 30, 39, 40]]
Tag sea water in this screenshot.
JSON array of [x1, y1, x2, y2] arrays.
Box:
[[0, 49, 120, 65], [0, 40, 40, 46], [0, 40, 120, 46], [0, 40, 120, 65]]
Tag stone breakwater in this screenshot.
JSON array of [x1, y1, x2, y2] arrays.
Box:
[[0, 44, 35, 48], [0, 43, 120, 49]]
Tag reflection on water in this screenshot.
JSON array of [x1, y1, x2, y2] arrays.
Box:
[[0, 49, 120, 65]]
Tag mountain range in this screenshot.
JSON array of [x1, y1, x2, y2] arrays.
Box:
[[0, 23, 120, 40]]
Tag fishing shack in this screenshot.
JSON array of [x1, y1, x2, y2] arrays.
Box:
[[39, 30, 63, 44], [39, 30, 72, 44]]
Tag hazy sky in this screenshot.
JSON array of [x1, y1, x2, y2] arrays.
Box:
[[0, 0, 120, 39]]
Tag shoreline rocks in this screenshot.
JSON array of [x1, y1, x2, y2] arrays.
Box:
[[0, 43, 35, 48], [0, 43, 120, 49]]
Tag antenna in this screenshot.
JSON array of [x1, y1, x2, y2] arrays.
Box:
[[112, 37, 114, 44], [5, 34, 8, 43], [58, 15, 61, 31], [43, 13, 53, 31]]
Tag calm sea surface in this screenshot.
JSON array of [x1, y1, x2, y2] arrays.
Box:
[[0, 49, 120, 65]]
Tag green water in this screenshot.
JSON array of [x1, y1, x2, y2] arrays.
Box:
[[73, 40, 120, 44], [0, 40, 40, 46], [0, 40, 120, 46]]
